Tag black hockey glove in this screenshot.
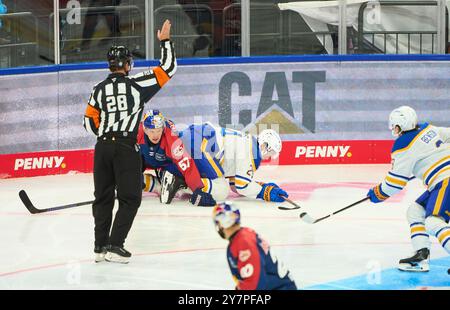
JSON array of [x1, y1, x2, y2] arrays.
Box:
[[190, 188, 216, 207]]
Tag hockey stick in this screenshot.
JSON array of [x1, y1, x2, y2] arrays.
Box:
[[299, 196, 370, 224], [19, 190, 93, 214], [278, 198, 301, 210]]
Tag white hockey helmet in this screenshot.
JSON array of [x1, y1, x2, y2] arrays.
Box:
[[258, 129, 282, 159], [389, 106, 418, 137]]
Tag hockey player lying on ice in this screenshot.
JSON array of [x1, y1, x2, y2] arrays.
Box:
[[137, 110, 288, 206], [367, 106, 450, 273]]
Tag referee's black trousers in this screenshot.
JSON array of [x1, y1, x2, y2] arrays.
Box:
[[92, 138, 142, 248]]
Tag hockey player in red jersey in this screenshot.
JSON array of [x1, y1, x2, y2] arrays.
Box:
[[213, 201, 297, 290], [137, 110, 216, 206]]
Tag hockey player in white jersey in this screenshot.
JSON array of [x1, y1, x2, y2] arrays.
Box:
[[367, 106, 450, 272], [142, 120, 288, 204]]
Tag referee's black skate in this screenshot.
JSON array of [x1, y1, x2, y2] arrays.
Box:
[[398, 248, 430, 272], [94, 245, 108, 263], [160, 170, 187, 204], [105, 246, 131, 264]]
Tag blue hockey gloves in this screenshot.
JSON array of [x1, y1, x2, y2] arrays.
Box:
[[257, 183, 288, 202], [367, 184, 389, 203]]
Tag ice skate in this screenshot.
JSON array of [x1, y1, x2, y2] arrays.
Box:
[[398, 248, 430, 272]]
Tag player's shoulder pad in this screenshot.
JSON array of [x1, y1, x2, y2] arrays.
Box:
[[165, 119, 177, 133], [230, 228, 256, 249], [391, 123, 429, 154], [163, 126, 181, 146]]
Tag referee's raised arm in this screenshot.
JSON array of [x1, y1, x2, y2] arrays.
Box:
[[131, 19, 177, 102]]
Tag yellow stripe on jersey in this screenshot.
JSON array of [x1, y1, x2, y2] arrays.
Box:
[[219, 151, 225, 167], [437, 230, 450, 244], [201, 178, 210, 193], [410, 226, 426, 234], [422, 155, 450, 182], [385, 175, 407, 187], [234, 178, 249, 187], [392, 125, 431, 156], [374, 185, 389, 200], [428, 167, 450, 188], [433, 178, 449, 216], [201, 138, 223, 177], [234, 176, 251, 189], [200, 138, 208, 152]]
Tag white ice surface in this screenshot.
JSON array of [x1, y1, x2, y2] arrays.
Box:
[[0, 164, 448, 289]]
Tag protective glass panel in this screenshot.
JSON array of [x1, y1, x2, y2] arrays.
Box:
[[154, 0, 241, 58], [0, 0, 54, 68], [254, 0, 339, 55], [58, 0, 146, 64], [350, 0, 443, 54]]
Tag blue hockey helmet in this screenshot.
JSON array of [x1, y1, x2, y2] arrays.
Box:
[[143, 110, 165, 129]]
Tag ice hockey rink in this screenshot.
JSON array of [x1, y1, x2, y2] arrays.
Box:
[[0, 164, 449, 290]]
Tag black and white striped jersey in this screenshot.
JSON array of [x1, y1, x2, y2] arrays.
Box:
[[83, 40, 176, 139]]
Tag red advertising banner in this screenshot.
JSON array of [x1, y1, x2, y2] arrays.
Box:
[[0, 149, 94, 179], [278, 140, 394, 165], [0, 140, 394, 179]]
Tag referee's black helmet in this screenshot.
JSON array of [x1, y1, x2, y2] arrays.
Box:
[[107, 46, 133, 71]]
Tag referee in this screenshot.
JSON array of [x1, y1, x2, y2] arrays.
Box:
[[83, 20, 176, 263]]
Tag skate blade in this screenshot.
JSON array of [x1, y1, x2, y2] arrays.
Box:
[[105, 253, 130, 264], [94, 253, 106, 263], [398, 263, 429, 272]]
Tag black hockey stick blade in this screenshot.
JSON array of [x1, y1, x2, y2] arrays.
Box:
[[19, 190, 41, 214], [19, 190, 93, 214], [278, 198, 301, 210], [278, 205, 300, 210]]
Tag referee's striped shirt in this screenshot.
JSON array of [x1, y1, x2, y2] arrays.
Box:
[[83, 40, 176, 139]]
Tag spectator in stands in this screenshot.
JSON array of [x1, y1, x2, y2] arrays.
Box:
[[177, 0, 241, 56], [81, 0, 122, 51], [0, 0, 7, 29]]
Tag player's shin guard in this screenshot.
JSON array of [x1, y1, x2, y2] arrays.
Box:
[[202, 177, 230, 202], [398, 203, 431, 272], [425, 216, 450, 254], [407, 203, 431, 251], [143, 173, 161, 194]]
